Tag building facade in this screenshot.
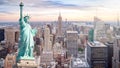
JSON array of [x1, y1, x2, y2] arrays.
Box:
[[86, 41, 108, 68], [44, 25, 52, 51], [57, 13, 62, 37], [5, 27, 19, 45], [105, 42, 113, 68], [0, 28, 5, 42], [40, 25, 53, 66], [94, 16, 106, 41], [66, 31, 78, 57], [112, 26, 120, 68], [4, 54, 16, 68]]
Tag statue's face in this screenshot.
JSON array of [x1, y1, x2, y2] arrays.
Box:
[[24, 16, 30, 23]]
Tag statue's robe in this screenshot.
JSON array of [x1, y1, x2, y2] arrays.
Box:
[[17, 18, 37, 61]]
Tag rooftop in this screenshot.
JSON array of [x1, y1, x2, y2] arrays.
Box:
[[66, 31, 78, 34], [72, 58, 89, 68], [0, 46, 4, 51], [88, 41, 107, 47]]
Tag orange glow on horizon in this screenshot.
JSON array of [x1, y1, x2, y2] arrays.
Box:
[[0, 10, 118, 22]]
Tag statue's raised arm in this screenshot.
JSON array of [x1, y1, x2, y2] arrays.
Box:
[[19, 2, 26, 27], [20, 2, 23, 19]]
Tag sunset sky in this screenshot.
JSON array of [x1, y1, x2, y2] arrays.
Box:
[[0, 0, 120, 22]]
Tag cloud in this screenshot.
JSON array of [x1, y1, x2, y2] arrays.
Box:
[[31, 0, 77, 8], [0, 10, 14, 14], [0, 0, 104, 11], [0, 0, 9, 5], [29, 0, 101, 10]]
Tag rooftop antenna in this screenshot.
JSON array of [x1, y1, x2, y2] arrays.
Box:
[[59, 10, 61, 16]]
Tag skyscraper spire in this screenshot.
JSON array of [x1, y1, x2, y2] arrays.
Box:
[[117, 13, 119, 26], [59, 10, 61, 15], [57, 12, 62, 37], [59, 11, 61, 17]]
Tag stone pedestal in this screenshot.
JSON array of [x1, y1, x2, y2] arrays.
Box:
[[17, 59, 38, 68]]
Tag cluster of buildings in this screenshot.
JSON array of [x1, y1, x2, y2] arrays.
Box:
[[0, 2, 120, 68], [0, 14, 119, 68]]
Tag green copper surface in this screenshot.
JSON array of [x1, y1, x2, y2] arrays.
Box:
[[88, 28, 94, 42], [17, 2, 37, 61]]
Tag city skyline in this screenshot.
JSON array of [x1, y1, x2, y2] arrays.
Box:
[[0, 0, 120, 22]]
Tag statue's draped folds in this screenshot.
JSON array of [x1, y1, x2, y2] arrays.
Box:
[[17, 2, 37, 61]]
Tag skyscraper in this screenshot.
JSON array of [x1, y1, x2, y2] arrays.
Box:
[[112, 36, 120, 68], [4, 54, 16, 68], [44, 25, 52, 51], [66, 31, 78, 57], [94, 16, 106, 41], [0, 28, 5, 42], [40, 25, 53, 66], [86, 41, 108, 68], [5, 27, 19, 45], [112, 26, 120, 68], [57, 12, 62, 37], [53, 42, 63, 58], [105, 42, 113, 68]]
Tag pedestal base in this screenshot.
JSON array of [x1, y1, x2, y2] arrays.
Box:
[[17, 59, 38, 68]]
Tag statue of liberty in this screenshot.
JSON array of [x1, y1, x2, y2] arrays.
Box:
[[17, 2, 37, 61]]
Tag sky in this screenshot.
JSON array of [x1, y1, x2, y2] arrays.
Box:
[[0, 0, 120, 22]]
